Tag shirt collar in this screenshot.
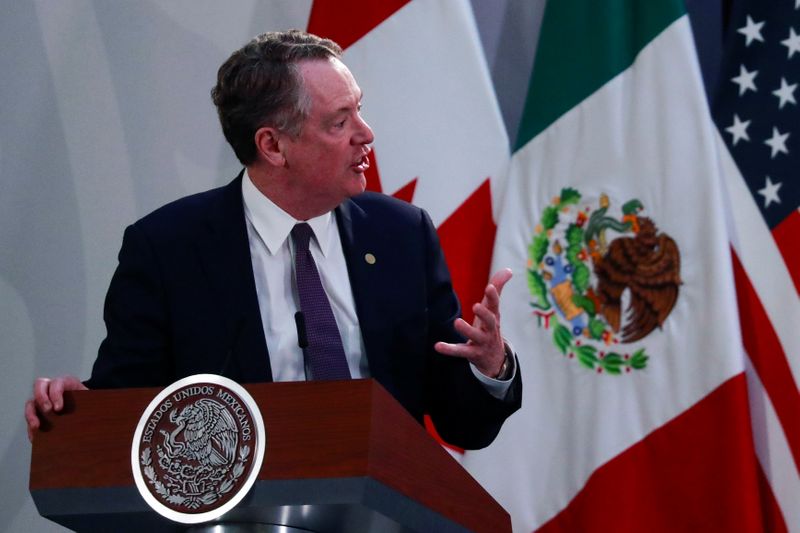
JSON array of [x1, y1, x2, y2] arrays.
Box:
[[242, 169, 334, 257]]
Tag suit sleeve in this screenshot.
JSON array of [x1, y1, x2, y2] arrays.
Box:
[[84, 223, 174, 388], [420, 210, 522, 449]]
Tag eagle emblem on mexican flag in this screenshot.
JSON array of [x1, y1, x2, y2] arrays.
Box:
[[527, 187, 681, 374]]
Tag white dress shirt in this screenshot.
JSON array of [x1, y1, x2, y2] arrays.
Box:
[[241, 170, 514, 396], [242, 171, 367, 381]]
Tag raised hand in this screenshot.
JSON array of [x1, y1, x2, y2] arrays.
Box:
[[435, 268, 512, 378]]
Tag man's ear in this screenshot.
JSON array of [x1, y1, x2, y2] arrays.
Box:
[[254, 126, 286, 167]]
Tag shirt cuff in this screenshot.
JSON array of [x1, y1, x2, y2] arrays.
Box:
[[470, 341, 517, 400]]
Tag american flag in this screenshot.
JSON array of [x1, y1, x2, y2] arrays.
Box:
[[712, 0, 800, 528]]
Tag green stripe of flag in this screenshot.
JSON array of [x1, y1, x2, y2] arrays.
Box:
[[514, 0, 685, 151]]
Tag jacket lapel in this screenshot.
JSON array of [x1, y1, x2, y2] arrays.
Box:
[[196, 173, 272, 383], [335, 198, 394, 389]]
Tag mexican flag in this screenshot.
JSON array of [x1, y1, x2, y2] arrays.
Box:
[[461, 0, 774, 530]]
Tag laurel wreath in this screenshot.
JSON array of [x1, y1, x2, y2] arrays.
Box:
[[140, 444, 251, 509], [528, 187, 650, 374], [552, 323, 648, 374]]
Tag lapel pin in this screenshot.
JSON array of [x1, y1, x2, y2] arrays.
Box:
[[364, 253, 376, 265]]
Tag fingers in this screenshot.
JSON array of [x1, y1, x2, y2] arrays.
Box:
[[472, 300, 500, 329], [470, 305, 497, 333], [488, 268, 512, 297], [439, 313, 504, 367], [435, 267, 513, 376], [33, 378, 53, 412], [452, 317, 486, 346], [27, 375, 87, 442], [435, 339, 504, 377], [50, 379, 67, 411], [29, 377, 56, 443], [24, 399, 39, 442], [481, 268, 512, 314], [481, 284, 501, 315], [34, 376, 86, 411], [435, 340, 478, 359]]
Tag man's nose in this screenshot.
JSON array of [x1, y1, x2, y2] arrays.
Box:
[[353, 115, 374, 146]]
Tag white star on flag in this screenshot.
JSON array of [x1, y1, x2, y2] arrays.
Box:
[[731, 64, 758, 95], [781, 27, 800, 58], [764, 126, 790, 157], [725, 114, 751, 145], [772, 77, 798, 108], [757, 176, 783, 207], [737, 15, 765, 46]]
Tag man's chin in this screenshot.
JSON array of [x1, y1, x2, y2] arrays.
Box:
[[350, 174, 367, 195], [336, 173, 367, 203]]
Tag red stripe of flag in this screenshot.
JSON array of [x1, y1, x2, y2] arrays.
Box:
[[756, 457, 790, 533], [771, 209, 800, 296], [307, 0, 410, 50], [732, 250, 800, 474], [536, 374, 783, 533]]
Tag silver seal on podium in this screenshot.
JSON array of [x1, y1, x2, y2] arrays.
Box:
[[131, 374, 265, 524]]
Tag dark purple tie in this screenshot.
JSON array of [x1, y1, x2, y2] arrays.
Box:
[[291, 223, 351, 380]]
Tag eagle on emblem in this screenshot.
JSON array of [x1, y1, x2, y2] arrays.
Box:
[[160, 398, 238, 467], [593, 216, 681, 343]]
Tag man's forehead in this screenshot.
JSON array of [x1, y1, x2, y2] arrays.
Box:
[[299, 58, 362, 104]]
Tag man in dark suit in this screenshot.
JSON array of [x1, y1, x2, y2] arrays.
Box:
[[25, 30, 521, 449]]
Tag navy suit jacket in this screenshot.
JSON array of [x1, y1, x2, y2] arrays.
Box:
[[87, 174, 521, 449]]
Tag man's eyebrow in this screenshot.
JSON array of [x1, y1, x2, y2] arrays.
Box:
[[333, 97, 363, 115]]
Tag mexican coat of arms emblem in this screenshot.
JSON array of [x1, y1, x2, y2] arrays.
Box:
[[131, 374, 265, 524], [527, 188, 682, 374]]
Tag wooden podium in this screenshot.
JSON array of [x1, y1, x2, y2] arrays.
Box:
[[30, 379, 510, 532]]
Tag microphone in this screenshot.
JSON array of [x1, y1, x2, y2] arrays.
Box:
[[295, 311, 308, 349]]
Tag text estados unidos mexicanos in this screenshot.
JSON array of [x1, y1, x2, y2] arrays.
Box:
[[141, 385, 251, 443]]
